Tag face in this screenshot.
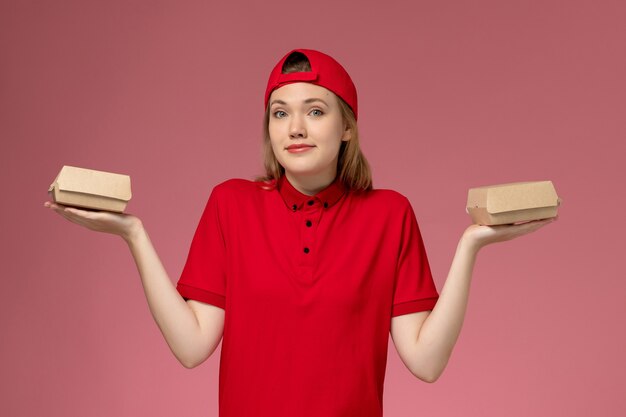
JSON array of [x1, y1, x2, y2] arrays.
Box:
[[268, 82, 351, 183]]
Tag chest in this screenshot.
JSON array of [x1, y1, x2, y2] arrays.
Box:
[[220, 196, 400, 315]]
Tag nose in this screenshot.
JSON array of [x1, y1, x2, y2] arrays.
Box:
[[289, 115, 306, 139]]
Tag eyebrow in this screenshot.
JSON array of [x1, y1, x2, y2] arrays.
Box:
[[270, 98, 329, 107]]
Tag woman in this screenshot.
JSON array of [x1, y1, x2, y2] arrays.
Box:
[[44, 48, 556, 417]]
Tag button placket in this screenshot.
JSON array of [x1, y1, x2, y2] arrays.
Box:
[[300, 198, 322, 267]]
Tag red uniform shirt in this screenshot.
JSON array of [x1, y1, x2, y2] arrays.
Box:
[[176, 174, 439, 417]]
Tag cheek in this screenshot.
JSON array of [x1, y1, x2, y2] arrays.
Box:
[[268, 122, 281, 142], [268, 132, 280, 150], [267, 131, 283, 159]]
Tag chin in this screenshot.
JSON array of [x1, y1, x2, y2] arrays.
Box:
[[284, 167, 318, 176], [279, 153, 335, 175]]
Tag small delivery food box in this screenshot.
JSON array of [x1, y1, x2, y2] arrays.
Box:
[[48, 165, 132, 213], [466, 180, 561, 225]]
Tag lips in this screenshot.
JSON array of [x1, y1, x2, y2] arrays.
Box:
[[286, 144, 315, 150]]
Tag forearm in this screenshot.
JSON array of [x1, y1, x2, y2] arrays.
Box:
[[414, 233, 480, 380], [124, 223, 204, 368]]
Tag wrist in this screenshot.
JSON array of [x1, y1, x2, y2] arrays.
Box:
[[460, 231, 482, 255], [123, 218, 145, 244]]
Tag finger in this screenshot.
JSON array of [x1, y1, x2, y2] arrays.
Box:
[[64, 207, 87, 216], [47, 202, 74, 213], [60, 205, 92, 217], [52, 205, 74, 216], [54, 208, 86, 223], [44, 201, 62, 210], [521, 218, 555, 234], [52, 206, 94, 225], [65, 208, 101, 223]]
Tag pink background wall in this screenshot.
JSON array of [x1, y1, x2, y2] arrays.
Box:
[[1, 1, 624, 416]]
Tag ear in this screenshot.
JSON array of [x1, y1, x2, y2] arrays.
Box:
[[342, 121, 352, 141]]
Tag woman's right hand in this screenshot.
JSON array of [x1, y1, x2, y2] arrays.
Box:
[[44, 201, 143, 242]]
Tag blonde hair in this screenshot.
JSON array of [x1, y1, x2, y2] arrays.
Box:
[[254, 52, 373, 192]]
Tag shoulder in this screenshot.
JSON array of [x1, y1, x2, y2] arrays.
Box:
[[211, 177, 269, 193], [210, 177, 271, 203], [348, 187, 414, 224], [357, 187, 411, 210]]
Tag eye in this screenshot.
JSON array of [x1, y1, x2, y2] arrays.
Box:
[[310, 109, 324, 117], [273, 110, 287, 118]]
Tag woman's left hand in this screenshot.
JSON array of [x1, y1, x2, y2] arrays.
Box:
[[463, 215, 558, 251]]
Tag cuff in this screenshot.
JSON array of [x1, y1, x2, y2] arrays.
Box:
[[391, 296, 439, 317], [176, 283, 226, 310]]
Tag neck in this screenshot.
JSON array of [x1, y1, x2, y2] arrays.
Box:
[[285, 168, 337, 196]]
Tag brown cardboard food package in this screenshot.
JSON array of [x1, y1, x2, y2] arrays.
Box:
[[48, 165, 132, 213], [466, 180, 561, 225]]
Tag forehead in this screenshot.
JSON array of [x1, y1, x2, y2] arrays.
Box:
[[269, 82, 336, 104]]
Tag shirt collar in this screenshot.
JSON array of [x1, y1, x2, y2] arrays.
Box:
[[277, 174, 346, 211]]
